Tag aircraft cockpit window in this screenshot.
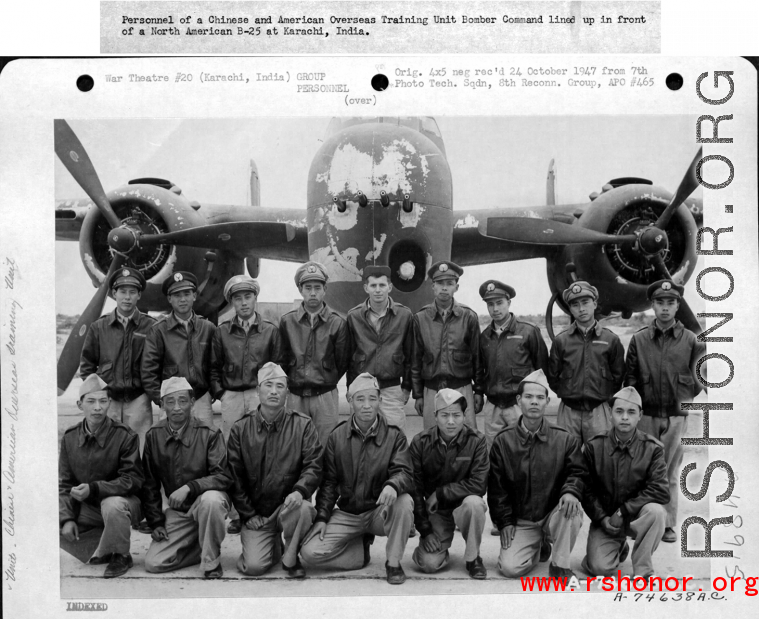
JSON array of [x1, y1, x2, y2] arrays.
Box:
[[420, 117, 442, 138]]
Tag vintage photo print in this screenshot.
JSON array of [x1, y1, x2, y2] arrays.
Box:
[[2, 56, 758, 616]]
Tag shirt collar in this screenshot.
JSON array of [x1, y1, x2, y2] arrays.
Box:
[[167, 420, 189, 442], [79, 416, 111, 448], [234, 312, 258, 331], [109, 308, 139, 325], [569, 320, 601, 337], [649, 319, 683, 339], [256, 406, 286, 433], [434, 425, 468, 447], [365, 298, 391, 318], [516, 416, 546, 444], [350, 414, 380, 440], [168, 311, 196, 330], [608, 428, 640, 454], [433, 299, 461, 320], [488, 313, 515, 336], [297, 302, 330, 324]]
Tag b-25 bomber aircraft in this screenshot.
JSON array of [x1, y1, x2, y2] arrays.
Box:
[[55, 116, 704, 394]]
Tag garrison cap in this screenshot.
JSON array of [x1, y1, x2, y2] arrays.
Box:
[[162, 271, 198, 296], [647, 279, 684, 300], [295, 261, 328, 286], [224, 274, 260, 302], [109, 267, 146, 292], [434, 388, 467, 412], [79, 374, 109, 399], [363, 265, 392, 281], [562, 280, 599, 304], [519, 368, 550, 393], [427, 261, 463, 281], [348, 373, 380, 398], [160, 376, 193, 399], [612, 386, 643, 410], [479, 280, 515, 301], [257, 362, 288, 384]]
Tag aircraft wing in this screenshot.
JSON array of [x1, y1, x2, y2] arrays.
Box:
[[55, 199, 92, 241], [450, 206, 579, 266]]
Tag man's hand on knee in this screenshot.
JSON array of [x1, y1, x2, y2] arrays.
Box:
[[70, 484, 90, 502], [151, 526, 169, 542], [500, 524, 516, 549], [245, 515, 266, 531], [281, 490, 304, 516], [61, 521, 79, 542], [558, 493, 581, 519], [303, 521, 326, 544], [168, 485, 191, 509], [377, 485, 398, 506], [422, 533, 442, 553]]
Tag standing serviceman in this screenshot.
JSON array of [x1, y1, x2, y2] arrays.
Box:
[[548, 281, 625, 443], [80, 267, 155, 450], [278, 261, 350, 443], [478, 279, 548, 446], [625, 280, 705, 544], [412, 261, 484, 430], [141, 272, 216, 425], [346, 265, 414, 430]]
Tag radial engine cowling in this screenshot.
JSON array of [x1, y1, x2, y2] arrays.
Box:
[[78, 181, 224, 314], [547, 183, 699, 316]]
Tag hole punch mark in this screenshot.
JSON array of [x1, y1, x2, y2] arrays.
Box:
[[77, 75, 94, 92], [666, 73, 683, 91], [371, 73, 389, 92]]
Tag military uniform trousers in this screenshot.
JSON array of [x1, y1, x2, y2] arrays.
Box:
[[220, 389, 260, 440], [288, 389, 339, 445], [413, 495, 487, 573], [76, 495, 141, 562], [585, 503, 666, 577], [482, 401, 520, 447], [498, 506, 583, 578], [423, 384, 475, 431], [107, 394, 153, 452], [637, 415, 687, 529], [557, 401, 612, 444], [301, 493, 414, 569], [379, 385, 408, 430], [145, 490, 229, 573], [238, 501, 316, 575]]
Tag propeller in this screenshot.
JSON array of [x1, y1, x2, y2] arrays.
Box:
[[109, 221, 296, 254], [654, 147, 702, 230], [57, 255, 125, 394], [481, 217, 637, 246], [55, 119, 129, 394]]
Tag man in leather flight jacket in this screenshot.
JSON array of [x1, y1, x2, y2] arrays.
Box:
[[488, 369, 586, 580], [59, 375, 144, 579], [581, 387, 669, 578], [142, 377, 232, 579], [227, 363, 322, 579], [80, 267, 155, 450], [300, 373, 414, 585], [411, 261, 484, 430], [278, 261, 350, 443], [409, 389, 489, 579], [141, 271, 216, 425], [625, 280, 705, 544], [346, 265, 414, 430]]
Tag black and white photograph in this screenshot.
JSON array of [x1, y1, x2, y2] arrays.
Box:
[[54, 114, 713, 596]]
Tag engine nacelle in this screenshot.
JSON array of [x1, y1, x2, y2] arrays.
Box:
[[547, 183, 698, 316], [78, 181, 240, 317]]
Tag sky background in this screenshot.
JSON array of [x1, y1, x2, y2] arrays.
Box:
[[55, 115, 703, 317]]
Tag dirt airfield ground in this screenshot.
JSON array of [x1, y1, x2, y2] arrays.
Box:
[[57, 372, 712, 598]]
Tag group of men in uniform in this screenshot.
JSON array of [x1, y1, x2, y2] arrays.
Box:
[[60, 257, 704, 583]]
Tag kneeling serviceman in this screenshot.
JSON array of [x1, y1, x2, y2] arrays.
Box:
[[582, 387, 669, 578], [488, 369, 586, 579], [59, 374, 144, 578], [227, 362, 322, 578], [142, 377, 232, 579], [410, 389, 489, 578], [301, 373, 414, 585]]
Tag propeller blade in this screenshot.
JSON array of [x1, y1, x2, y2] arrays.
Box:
[[654, 147, 703, 230], [139, 222, 296, 252], [647, 254, 702, 334], [54, 120, 121, 229], [57, 255, 125, 395], [482, 217, 637, 246]]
